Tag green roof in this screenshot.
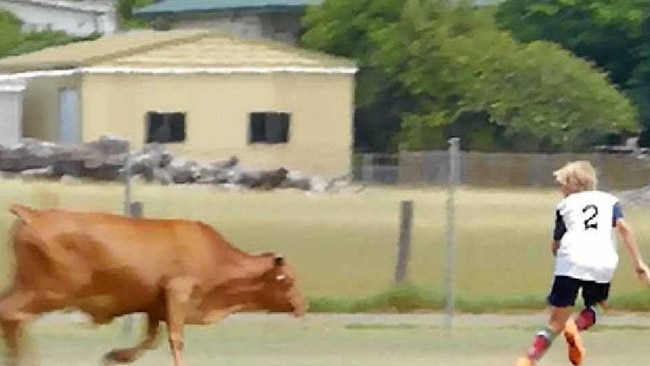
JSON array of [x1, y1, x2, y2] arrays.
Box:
[[135, 0, 323, 17]]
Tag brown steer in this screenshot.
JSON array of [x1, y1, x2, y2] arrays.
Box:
[[0, 204, 306, 366]]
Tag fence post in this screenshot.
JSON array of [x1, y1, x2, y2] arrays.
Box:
[[394, 200, 414, 285], [361, 153, 373, 184], [123, 143, 132, 218], [122, 201, 143, 335], [129, 201, 143, 218], [445, 137, 461, 333], [121, 143, 136, 336]]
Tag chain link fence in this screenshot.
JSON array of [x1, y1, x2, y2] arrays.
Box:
[[353, 151, 650, 191]]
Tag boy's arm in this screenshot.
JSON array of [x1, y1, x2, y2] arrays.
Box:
[[616, 218, 650, 284], [551, 240, 560, 257], [552, 209, 565, 257]]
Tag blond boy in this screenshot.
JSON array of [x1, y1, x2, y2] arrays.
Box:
[[515, 161, 650, 366]]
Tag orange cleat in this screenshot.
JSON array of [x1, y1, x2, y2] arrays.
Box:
[[564, 320, 586, 365], [515, 356, 534, 366]]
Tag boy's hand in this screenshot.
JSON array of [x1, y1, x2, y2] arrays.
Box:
[[635, 261, 650, 285]]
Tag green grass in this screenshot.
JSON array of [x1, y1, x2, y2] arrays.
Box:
[[10, 315, 650, 366], [309, 284, 445, 313], [308, 285, 550, 313], [1, 179, 650, 312]]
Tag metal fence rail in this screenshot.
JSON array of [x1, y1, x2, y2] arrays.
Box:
[[353, 151, 650, 190]]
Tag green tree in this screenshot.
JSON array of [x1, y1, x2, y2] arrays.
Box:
[[495, 0, 650, 145], [390, 3, 637, 150], [0, 11, 99, 59], [0, 0, 153, 60], [119, 0, 155, 28], [302, 0, 639, 152], [0, 11, 22, 56], [4, 31, 100, 58], [302, 0, 411, 152], [119, 0, 136, 19]]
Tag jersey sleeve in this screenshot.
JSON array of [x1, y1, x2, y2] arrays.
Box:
[[553, 209, 567, 241], [612, 201, 624, 227]]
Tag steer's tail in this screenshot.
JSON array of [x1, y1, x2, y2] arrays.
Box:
[[8, 204, 40, 225]]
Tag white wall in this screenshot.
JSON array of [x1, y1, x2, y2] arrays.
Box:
[[0, 81, 24, 146], [0, 0, 117, 36]]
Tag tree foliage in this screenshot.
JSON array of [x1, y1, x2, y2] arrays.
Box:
[[495, 0, 650, 145], [0, 11, 99, 59], [0, 0, 155, 59], [302, 0, 410, 152], [302, 0, 639, 152], [496, 0, 649, 86], [119, 0, 155, 28], [0, 11, 23, 57]]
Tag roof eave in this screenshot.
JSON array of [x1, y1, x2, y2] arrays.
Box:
[[89, 66, 359, 75], [2, 65, 358, 78], [0, 63, 81, 74], [133, 5, 308, 19]]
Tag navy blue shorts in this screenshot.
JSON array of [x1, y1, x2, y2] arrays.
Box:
[[547, 276, 610, 308]]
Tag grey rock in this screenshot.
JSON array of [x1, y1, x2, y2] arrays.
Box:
[[20, 166, 55, 180], [85, 135, 129, 155], [168, 157, 197, 184]]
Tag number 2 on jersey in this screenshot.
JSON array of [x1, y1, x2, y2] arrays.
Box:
[[582, 204, 599, 230]]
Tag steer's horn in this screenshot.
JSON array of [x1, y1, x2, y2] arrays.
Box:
[[274, 255, 284, 266]]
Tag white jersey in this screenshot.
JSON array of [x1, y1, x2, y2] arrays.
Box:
[[553, 190, 622, 283]]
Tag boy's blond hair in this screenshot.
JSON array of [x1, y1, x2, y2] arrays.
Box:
[[553, 160, 598, 193]]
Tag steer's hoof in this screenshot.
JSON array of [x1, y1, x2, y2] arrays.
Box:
[[102, 349, 136, 364]]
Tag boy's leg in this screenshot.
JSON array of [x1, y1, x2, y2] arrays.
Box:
[[563, 281, 609, 365], [564, 317, 586, 366], [515, 276, 578, 365], [576, 281, 609, 331], [570, 305, 599, 332]]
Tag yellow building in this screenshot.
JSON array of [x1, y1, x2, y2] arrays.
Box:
[[0, 30, 357, 177]]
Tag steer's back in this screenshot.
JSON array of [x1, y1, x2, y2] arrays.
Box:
[[8, 205, 220, 322]]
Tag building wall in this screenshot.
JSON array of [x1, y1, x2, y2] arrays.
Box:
[[171, 12, 302, 45], [0, 89, 23, 146], [81, 72, 354, 176], [0, 0, 117, 36], [22, 75, 82, 142]]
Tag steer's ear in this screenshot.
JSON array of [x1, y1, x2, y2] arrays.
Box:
[[274, 255, 284, 266]]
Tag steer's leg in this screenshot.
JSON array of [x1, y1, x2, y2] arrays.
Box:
[[0, 288, 37, 366], [165, 277, 197, 366], [103, 313, 161, 364]]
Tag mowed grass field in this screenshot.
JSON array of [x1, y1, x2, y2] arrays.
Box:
[[15, 313, 650, 366], [0, 178, 650, 304]]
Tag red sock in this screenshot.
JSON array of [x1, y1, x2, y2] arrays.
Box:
[[526, 329, 555, 360], [575, 307, 596, 331]]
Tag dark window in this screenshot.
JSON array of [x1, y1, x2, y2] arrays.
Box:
[[250, 113, 267, 143], [146, 112, 186, 143], [248, 112, 290, 144]]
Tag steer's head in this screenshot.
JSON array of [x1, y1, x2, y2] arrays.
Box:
[[257, 254, 307, 317]]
